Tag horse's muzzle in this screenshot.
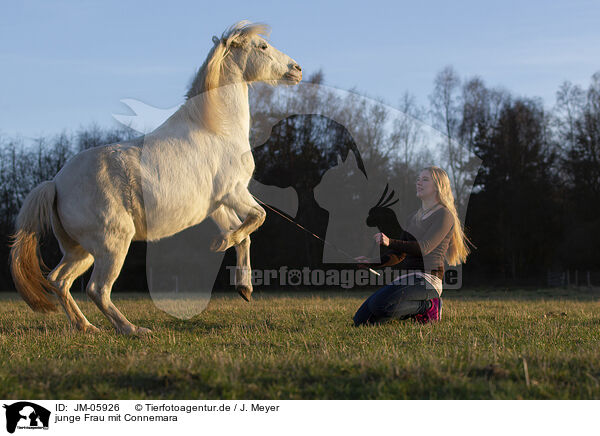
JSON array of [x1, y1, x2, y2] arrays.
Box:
[[284, 63, 302, 83]]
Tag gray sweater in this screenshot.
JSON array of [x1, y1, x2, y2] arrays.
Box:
[[387, 206, 454, 279]]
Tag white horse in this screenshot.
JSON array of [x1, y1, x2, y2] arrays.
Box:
[[10, 21, 302, 335]]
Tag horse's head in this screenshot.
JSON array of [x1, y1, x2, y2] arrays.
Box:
[[214, 21, 302, 86], [185, 21, 302, 133]]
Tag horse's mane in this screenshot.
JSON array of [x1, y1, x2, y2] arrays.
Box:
[[183, 21, 270, 134], [187, 21, 271, 99]]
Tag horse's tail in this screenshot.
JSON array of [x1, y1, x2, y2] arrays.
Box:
[[10, 181, 59, 313]]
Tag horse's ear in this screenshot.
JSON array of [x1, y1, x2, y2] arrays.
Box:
[[212, 36, 220, 44], [229, 37, 244, 48]]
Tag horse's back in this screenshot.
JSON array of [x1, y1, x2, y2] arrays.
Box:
[[52, 128, 255, 245], [53, 141, 145, 244]]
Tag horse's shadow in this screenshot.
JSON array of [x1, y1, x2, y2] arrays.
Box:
[[159, 317, 233, 334]]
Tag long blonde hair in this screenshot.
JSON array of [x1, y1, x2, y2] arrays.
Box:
[[423, 166, 471, 265]]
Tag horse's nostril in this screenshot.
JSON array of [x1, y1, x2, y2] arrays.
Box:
[[294, 64, 302, 72]]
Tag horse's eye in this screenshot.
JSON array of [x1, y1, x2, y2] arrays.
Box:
[[259, 44, 268, 50]]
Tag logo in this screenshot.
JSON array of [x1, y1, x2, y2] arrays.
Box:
[[113, 82, 480, 318], [3, 402, 50, 434]]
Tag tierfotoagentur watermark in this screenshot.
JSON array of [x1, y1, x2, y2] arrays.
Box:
[[114, 81, 477, 318], [226, 266, 462, 289]]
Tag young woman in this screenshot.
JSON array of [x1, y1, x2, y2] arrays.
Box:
[[353, 166, 470, 325]]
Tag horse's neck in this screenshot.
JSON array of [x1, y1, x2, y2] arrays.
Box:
[[221, 82, 250, 135], [180, 81, 250, 138]]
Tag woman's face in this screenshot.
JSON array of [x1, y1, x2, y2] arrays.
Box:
[[416, 170, 437, 201]]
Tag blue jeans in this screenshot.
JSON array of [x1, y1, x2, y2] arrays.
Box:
[[353, 275, 441, 326]]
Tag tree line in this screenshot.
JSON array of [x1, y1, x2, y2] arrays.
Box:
[[0, 68, 598, 290]]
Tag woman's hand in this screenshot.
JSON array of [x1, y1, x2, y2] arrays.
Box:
[[374, 232, 390, 247], [354, 256, 371, 269]]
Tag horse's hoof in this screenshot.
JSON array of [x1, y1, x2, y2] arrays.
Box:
[[135, 327, 153, 336], [210, 234, 230, 252], [237, 286, 252, 302], [117, 325, 152, 336], [80, 324, 100, 334]]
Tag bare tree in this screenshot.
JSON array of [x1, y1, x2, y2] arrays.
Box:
[[76, 123, 136, 152], [554, 81, 585, 173], [385, 92, 428, 206], [429, 66, 473, 209], [563, 72, 600, 201]]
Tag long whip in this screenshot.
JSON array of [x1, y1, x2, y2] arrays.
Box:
[[250, 193, 381, 276]]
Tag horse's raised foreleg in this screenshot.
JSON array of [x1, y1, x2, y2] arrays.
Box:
[[85, 234, 151, 335], [210, 185, 266, 253], [47, 246, 97, 333], [210, 205, 253, 301]]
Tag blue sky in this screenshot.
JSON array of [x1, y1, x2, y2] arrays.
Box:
[[1, 0, 598, 138]]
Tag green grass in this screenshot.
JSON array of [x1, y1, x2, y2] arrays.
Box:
[[0, 288, 599, 399]]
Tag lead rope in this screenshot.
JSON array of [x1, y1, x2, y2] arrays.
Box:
[[250, 193, 381, 276]]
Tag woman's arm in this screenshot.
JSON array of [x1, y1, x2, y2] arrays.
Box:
[[355, 251, 406, 269], [388, 209, 453, 256]]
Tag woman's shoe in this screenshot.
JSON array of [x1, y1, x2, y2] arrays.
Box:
[[415, 298, 442, 324]]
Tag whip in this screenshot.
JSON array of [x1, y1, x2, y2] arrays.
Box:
[[251, 193, 381, 276]]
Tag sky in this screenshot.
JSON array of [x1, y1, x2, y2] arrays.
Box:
[[1, 0, 599, 139]]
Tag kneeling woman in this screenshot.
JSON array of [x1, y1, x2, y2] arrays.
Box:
[[354, 166, 470, 325]]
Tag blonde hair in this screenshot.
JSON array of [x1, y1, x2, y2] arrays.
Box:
[[422, 166, 471, 265]]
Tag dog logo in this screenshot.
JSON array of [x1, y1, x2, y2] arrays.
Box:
[[3, 402, 50, 433]]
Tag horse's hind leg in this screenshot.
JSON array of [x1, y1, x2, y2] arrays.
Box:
[[85, 236, 150, 335], [210, 205, 253, 301], [47, 246, 97, 333]]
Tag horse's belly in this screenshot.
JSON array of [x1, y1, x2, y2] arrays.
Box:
[[143, 197, 214, 241], [138, 140, 248, 241]]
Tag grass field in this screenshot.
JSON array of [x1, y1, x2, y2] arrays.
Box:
[[0, 287, 599, 399]]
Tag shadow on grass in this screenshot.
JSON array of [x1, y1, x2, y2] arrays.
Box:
[[442, 287, 600, 301], [2, 360, 526, 400], [159, 317, 236, 334]]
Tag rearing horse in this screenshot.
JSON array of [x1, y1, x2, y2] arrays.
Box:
[[10, 21, 302, 335]]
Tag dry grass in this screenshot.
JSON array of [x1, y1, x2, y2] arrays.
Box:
[[0, 288, 599, 399]]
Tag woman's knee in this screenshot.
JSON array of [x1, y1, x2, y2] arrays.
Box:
[[367, 284, 409, 312]]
